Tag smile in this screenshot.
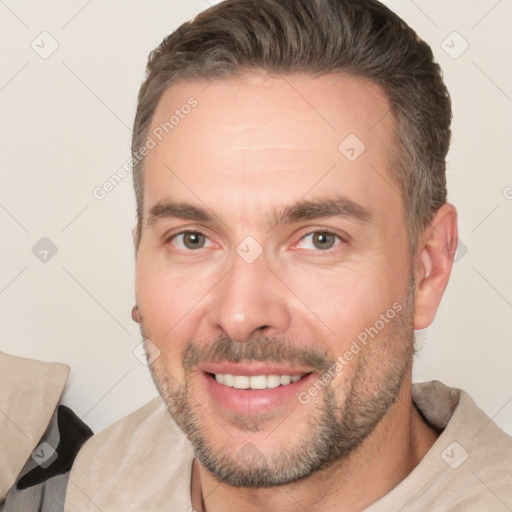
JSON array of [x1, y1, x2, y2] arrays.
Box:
[[214, 373, 306, 389]]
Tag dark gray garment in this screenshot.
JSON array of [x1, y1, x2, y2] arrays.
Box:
[[2, 405, 92, 512]]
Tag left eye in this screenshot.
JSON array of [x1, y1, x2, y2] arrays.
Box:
[[297, 232, 342, 251], [170, 232, 211, 250]]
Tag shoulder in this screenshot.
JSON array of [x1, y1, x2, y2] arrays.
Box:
[[65, 397, 194, 512], [0, 351, 70, 498], [446, 389, 512, 508], [417, 382, 512, 510], [419, 381, 512, 480], [370, 381, 512, 511]]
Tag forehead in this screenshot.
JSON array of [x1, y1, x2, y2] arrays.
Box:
[[143, 72, 400, 225]]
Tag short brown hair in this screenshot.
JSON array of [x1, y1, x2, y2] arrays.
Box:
[[132, 0, 451, 249]]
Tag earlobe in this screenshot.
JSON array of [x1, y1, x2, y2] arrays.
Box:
[[413, 203, 458, 330], [131, 305, 141, 323]]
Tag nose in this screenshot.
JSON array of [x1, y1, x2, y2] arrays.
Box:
[[208, 254, 292, 342]]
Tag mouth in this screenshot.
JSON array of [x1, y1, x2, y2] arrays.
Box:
[[210, 372, 308, 389], [198, 362, 316, 415]]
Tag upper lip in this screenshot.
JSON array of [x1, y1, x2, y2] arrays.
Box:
[[199, 361, 314, 377]]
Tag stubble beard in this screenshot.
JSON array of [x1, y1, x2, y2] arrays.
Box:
[[144, 284, 415, 488]]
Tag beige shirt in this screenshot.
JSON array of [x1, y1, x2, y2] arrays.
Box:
[[0, 351, 69, 499], [65, 381, 512, 511]]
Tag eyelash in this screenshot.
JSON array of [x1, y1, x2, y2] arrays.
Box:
[[166, 230, 214, 250], [293, 231, 344, 251], [165, 229, 345, 253]]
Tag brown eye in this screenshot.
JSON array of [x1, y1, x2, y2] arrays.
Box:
[[173, 232, 208, 250], [311, 232, 337, 250], [295, 231, 343, 251]]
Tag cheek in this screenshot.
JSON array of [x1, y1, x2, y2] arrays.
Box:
[[135, 256, 209, 349], [283, 263, 407, 349]]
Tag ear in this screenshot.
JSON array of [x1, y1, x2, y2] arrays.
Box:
[[413, 203, 458, 330]]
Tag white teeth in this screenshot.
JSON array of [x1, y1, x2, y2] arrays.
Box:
[[249, 375, 267, 389], [214, 373, 306, 389], [266, 375, 281, 388], [233, 375, 250, 389]]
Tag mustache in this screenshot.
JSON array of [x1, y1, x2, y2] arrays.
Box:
[[182, 335, 335, 373]]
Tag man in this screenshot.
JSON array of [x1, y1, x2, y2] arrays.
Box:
[[65, 0, 512, 510]]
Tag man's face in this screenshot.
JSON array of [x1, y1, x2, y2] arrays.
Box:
[[135, 72, 415, 486]]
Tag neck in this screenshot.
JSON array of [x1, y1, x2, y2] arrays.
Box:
[[191, 380, 438, 512]]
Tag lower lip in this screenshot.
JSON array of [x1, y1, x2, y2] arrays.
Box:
[[201, 372, 316, 415]]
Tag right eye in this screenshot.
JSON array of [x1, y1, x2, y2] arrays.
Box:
[[168, 231, 212, 250]]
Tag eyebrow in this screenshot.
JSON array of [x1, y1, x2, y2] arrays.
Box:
[[146, 195, 372, 229], [271, 196, 372, 227], [147, 202, 215, 226]]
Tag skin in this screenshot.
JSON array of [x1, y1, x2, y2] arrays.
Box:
[[134, 72, 458, 511]]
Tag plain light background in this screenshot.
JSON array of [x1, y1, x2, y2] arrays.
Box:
[[1, 0, 511, 435]]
